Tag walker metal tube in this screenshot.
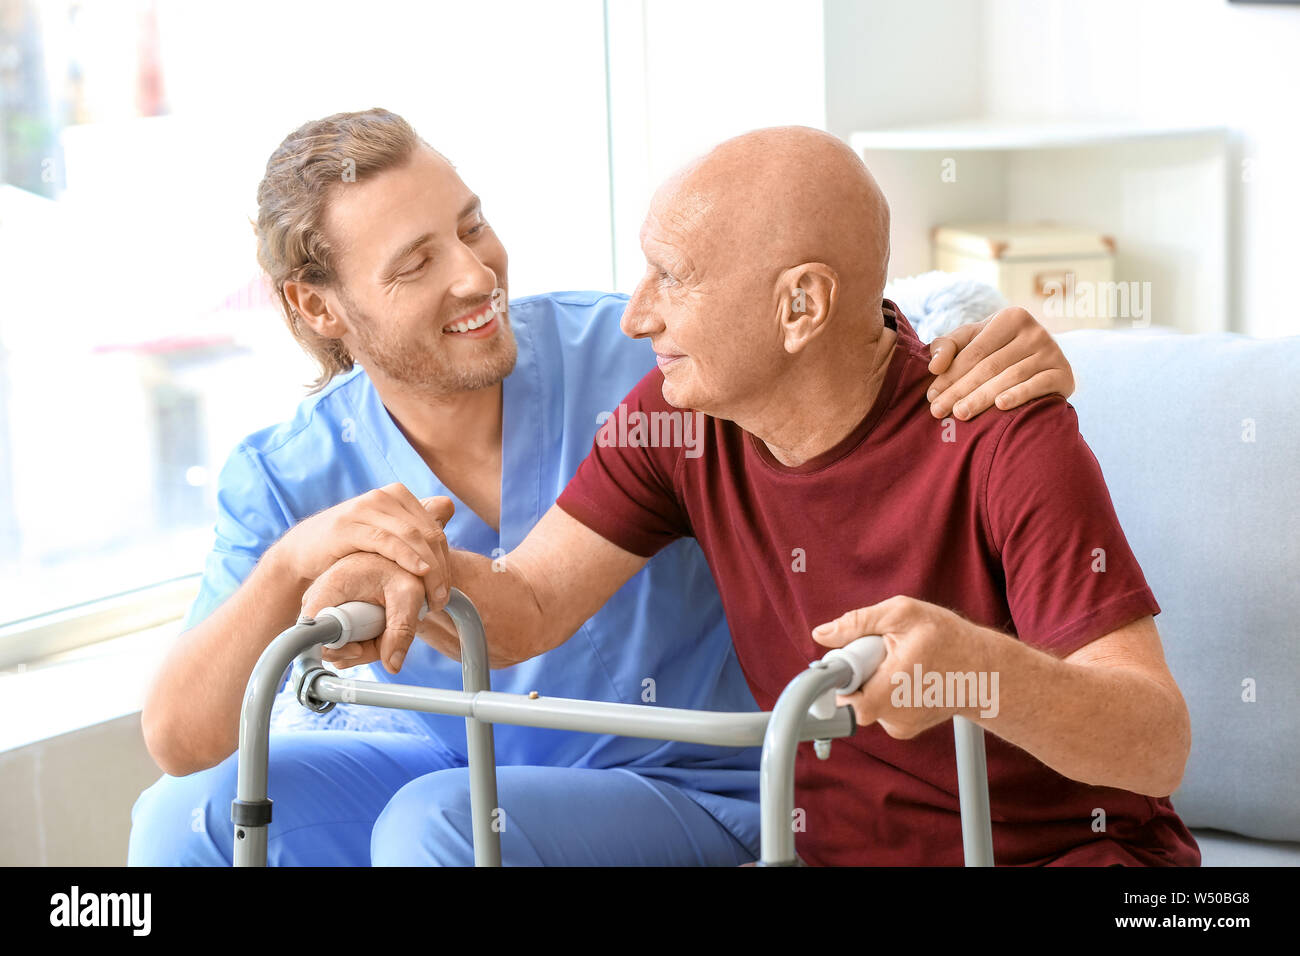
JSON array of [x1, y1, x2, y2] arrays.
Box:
[[233, 589, 496, 866], [442, 591, 500, 867], [233, 615, 342, 866], [758, 659, 853, 866], [953, 716, 994, 867], [758, 662, 996, 867], [240, 595, 988, 867], [304, 676, 854, 746]]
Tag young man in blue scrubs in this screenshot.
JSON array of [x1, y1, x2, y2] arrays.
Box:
[[127, 108, 1076, 866]]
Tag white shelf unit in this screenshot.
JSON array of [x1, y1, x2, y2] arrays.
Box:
[[850, 120, 1231, 334]]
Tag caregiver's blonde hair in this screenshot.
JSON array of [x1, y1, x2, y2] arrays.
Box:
[[254, 107, 431, 392]]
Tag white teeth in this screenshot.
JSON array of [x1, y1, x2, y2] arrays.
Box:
[[445, 310, 493, 333]]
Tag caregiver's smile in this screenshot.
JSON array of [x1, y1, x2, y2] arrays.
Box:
[[442, 298, 501, 337]]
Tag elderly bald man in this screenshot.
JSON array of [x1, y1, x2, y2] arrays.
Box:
[[307, 126, 1200, 866]]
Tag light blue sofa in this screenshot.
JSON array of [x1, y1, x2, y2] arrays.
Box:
[[1059, 327, 1300, 866]]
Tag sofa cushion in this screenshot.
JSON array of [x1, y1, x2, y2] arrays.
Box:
[[1191, 829, 1300, 867], [1058, 327, 1300, 842]]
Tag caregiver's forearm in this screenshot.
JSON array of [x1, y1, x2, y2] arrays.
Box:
[[140, 544, 306, 776]]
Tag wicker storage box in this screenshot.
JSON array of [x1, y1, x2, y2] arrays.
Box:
[[932, 222, 1117, 332]]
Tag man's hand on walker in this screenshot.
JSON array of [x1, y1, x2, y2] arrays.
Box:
[[811, 596, 994, 740], [301, 551, 456, 675], [925, 306, 1075, 421]]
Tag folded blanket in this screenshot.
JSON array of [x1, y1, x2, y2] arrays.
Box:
[[884, 270, 1006, 342]]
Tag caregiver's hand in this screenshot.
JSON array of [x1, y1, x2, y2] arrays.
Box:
[[926, 306, 1075, 421], [301, 551, 450, 675], [271, 484, 455, 616]]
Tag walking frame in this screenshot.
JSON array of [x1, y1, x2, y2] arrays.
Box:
[[232, 590, 995, 866]]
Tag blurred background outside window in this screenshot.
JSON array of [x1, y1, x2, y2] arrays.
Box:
[[0, 0, 621, 631]]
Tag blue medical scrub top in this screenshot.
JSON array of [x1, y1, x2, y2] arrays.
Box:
[[187, 291, 762, 849]]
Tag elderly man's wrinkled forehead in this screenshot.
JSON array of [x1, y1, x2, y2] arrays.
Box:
[[642, 168, 719, 255]]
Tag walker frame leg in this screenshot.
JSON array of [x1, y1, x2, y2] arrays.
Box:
[[443, 592, 500, 866], [233, 617, 333, 866], [758, 660, 995, 866], [758, 661, 850, 865], [953, 716, 994, 866], [233, 589, 499, 866]]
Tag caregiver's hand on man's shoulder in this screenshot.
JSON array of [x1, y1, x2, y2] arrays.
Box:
[[925, 306, 1075, 421], [270, 483, 456, 615]]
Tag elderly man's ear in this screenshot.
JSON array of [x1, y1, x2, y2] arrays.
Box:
[[777, 264, 838, 354]]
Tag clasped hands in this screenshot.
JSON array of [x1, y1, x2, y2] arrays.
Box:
[[275, 483, 459, 675]]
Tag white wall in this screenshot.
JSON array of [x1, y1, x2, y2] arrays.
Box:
[[980, 0, 1300, 337], [822, 0, 1299, 337], [153, 0, 615, 299], [607, 0, 827, 290], [0, 713, 160, 865], [824, 0, 984, 133]]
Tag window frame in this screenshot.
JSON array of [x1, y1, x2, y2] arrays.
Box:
[[0, 575, 200, 671]]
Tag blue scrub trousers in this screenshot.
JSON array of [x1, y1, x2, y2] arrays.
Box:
[[127, 731, 756, 866]]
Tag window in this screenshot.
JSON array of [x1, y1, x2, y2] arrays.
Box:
[[0, 0, 614, 652]]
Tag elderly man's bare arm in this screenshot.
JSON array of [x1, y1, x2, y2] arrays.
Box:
[[812, 602, 1191, 797], [302, 504, 649, 670]]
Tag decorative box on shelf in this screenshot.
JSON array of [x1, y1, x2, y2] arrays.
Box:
[[932, 222, 1124, 332]]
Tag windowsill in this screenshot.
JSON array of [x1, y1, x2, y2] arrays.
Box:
[[0, 620, 180, 753]]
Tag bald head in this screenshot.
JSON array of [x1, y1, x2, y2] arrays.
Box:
[[621, 125, 896, 425], [652, 126, 891, 306]]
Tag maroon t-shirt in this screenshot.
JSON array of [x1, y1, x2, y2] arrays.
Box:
[[556, 302, 1201, 867]]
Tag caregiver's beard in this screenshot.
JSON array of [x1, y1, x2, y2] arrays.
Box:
[[341, 287, 518, 398]]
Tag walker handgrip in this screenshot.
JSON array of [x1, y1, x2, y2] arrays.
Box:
[[318, 602, 389, 648], [808, 636, 886, 721], [822, 635, 887, 695], [317, 600, 432, 648]]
